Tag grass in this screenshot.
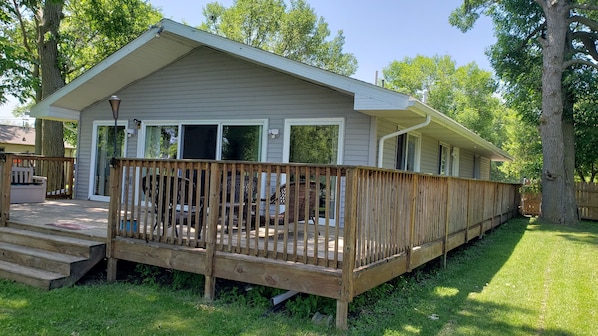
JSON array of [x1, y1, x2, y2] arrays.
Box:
[[0, 217, 596, 335]]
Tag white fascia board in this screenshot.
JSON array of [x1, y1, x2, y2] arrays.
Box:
[[29, 25, 162, 119], [354, 91, 412, 111], [45, 106, 80, 122], [410, 100, 513, 161]]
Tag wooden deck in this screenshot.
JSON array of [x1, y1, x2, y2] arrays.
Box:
[[1, 156, 521, 329], [7, 200, 108, 240]]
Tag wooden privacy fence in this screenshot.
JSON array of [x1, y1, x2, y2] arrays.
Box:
[[106, 158, 520, 329], [520, 182, 598, 220]]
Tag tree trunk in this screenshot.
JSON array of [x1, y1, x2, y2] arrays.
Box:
[[36, 1, 66, 193], [37, 0, 65, 158], [537, 0, 578, 224]]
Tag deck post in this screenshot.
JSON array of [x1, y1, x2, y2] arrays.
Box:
[[107, 159, 122, 281], [337, 167, 359, 330], [407, 174, 418, 271], [0, 154, 11, 225], [204, 163, 221, 301], [443, 178, 451, 268]]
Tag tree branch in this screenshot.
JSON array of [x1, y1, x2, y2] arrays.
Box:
[[571, 31, 598, 62], [569, 4, 598, 11], [563, 58, 598, 71], [11, 0, 32, 54], [569, 15, 598, 32]]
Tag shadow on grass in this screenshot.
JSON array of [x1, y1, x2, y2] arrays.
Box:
[[348, 217, 575, 336], [525, 219, 598, 245], [0, 279, 326, 336]]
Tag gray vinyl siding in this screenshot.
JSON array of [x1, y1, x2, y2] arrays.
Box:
[[76, 47, 370, 199], [377, 118, 397, 169], [419, 135, 438, 174], [480, 157, 491, 180], [459, 150, 475, 179]]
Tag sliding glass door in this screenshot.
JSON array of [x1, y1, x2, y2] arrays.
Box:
[[89, 122, 127, 201]]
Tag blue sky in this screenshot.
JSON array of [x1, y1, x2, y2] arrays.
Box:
[[0, 0, 495, 121], [149, 0, 496, 82]]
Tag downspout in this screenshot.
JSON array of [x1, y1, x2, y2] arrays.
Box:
[[377, 114, 431, 168]]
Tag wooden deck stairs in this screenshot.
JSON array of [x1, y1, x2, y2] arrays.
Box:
[[0, 223, 106, 290]]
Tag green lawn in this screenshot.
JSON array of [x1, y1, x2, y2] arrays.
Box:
[[0, 217, 596, 335]]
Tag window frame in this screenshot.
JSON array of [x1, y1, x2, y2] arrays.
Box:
[[137, 119, 268, 162]]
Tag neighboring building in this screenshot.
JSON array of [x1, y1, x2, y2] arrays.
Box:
[[0, 124, 75, 157], [30, 19, 511, 201]]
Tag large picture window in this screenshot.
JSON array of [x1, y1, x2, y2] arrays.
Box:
[[142, 121, 265, 161]]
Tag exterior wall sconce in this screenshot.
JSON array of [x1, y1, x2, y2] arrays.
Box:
[[108, 95, 121, 166], [126, 118, 142, 137], [268, 128, 279, 139]]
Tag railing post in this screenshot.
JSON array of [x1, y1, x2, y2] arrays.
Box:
[[107, 159, 123, 281], [204, 163, 221, 302], [465, 180, 471, 243], [407, 174, 418, 272], [443, 178, 451, 268], [0, 154, 12, 225], [337, 167, 358, 330]]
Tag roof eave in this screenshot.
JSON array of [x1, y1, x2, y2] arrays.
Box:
[[409, 100, 513, 161]]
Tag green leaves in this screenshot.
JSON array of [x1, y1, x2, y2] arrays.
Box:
[[199, 0, 357, 76], [382, 55, 505, 145]]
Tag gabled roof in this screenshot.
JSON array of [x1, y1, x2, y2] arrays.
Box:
[[30, 19, 511, 161]]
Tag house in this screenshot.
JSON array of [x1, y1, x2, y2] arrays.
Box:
[[29, 19, 511, 202], [24, 20, 517, 328], [0, 124, 76, 157]]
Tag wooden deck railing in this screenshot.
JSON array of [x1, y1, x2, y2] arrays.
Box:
[[107, 158, 520, 329], [0, 153, 75, 224]]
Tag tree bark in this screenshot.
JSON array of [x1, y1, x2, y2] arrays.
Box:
[[37, 0, 65, 158], [36, 1, 66, 193], [537, 0, 578, 224]]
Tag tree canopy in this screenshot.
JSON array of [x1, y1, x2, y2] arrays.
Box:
[[450, 0, 598, 224], [0, 0, 161, 154], [199, 0, 358, 76], [382, 55, 507, 146]]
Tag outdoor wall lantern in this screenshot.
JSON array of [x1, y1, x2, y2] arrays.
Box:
[[268, 128, 280, 139], [109, 95, 121, 166]]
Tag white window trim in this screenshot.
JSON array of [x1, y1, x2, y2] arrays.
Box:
[[451, 147, 460, 177], [439, 142, 451, 176], [282, 118, 345, 164], [88, 120, 129, 202], [397, 131, 421, 173]]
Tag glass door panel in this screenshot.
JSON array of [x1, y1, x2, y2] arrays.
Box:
[[145, 125, 179, 159], [182, 125, 217, 159], [288, 124, 340, 223], [222, 125, 262, 161], [91, 124, 125, 200]]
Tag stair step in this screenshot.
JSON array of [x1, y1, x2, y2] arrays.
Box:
[[6, 221, 106, 243], [0, 242, 86, 275], [0, 259, 66, 290], [0, 227, 103, 258]]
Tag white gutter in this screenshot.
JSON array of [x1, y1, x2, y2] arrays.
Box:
[[377, 114, 431, 168]]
